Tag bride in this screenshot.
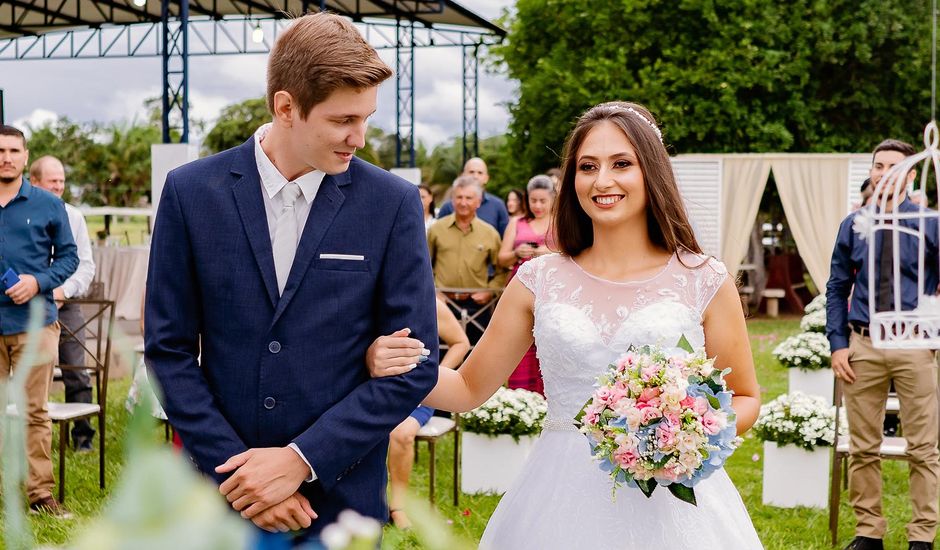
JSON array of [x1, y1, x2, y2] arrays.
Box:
[[367, 101, 763, 549]]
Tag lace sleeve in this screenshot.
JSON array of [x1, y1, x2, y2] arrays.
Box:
[[514, 256, 541, 296], [698, 257, 729, 314]]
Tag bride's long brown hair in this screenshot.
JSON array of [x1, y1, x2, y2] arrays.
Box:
[[553, 101, 702, 258]]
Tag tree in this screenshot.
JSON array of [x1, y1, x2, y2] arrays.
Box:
[[203, 98, 270, 154], [423, 134, 515, 197], [491, 0, 933, 182], [26, 117, 160, 206]]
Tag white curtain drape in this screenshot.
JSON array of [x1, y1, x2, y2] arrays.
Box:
[[720, 158, 771, 276], [771, 158, 849, 290]]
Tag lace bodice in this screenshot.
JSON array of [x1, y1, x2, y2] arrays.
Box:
[[515, 252, 728, 429]]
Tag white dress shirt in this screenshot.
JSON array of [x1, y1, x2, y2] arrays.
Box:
[[254, 124, 325, 250], [61, 202, 96, 299], [253, 123, 325, 482]]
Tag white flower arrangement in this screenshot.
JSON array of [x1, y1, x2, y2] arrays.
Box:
[[799, 308, 827, 333], [772, 331, 831, 370], [461, 386, 547, 440], [804, 294, 826, 315], [754, 392, 846, 451]]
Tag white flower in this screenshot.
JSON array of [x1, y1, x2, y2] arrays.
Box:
[[754, 391, 847, 449], [800, 308, 827, 333], [772, 332, 831, 370], [804, 294, 827, 315], [460, 387, 547, 437], [852, 207, 874, 241]]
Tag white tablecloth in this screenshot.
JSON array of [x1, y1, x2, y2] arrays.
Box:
[[92, 246, 149, 320]]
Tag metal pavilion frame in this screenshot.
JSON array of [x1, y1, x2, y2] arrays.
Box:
[[0, 0, 503, 167]]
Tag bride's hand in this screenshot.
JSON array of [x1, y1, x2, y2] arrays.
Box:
[[365, 328, 430, 378]]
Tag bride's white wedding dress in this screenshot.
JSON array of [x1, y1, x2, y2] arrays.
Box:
[[479, 252, 762, 549]]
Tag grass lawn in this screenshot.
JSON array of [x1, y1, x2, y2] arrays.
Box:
[[83, 216, 151, 247], [9, 317, 929, 548]]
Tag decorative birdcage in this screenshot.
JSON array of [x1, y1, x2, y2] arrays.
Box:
[[858, 121, 940, 349]]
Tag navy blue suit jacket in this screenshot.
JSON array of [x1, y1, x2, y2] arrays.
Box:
[[144, 138, 439, 532]]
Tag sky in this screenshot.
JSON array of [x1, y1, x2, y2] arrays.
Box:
[[2, 0, 515, 148]]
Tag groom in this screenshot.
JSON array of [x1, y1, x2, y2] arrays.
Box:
[[144, 13, 439, 537]]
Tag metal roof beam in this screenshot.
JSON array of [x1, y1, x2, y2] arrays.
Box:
[[0, 22, 36, 37], [367, 0, 433, 27], [89, 0, 161, 22], [4, 0, 87, 27], [188, 0, 227, 19], [231, 0, 289, 17]]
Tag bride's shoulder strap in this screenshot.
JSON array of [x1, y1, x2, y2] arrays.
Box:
[[677, 250, 729, 313], [514, 253, 563, 296]]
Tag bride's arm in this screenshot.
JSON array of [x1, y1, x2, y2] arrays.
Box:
[[702, 277, 761, 434], [365, 278, 535, 412], [425, 278, 535, 412]]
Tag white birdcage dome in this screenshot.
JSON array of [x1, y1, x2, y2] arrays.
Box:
[[858, 121, 940, 349]]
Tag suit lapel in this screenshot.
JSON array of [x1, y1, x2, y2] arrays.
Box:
[[270, 173, 347, 327], [231, 140, 279, 307]]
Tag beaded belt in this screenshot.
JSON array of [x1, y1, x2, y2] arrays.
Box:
[[542, 417, 580, 432]]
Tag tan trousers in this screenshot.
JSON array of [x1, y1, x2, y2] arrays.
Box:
[[844, 331, 940, 542], [0, 322, 59, 503]]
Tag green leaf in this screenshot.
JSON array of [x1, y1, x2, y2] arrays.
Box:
[[706, 394, 721, 409], [676, 334, 694, 353], [635, 478, 657, 498], [668, 484, 698, 506], [574, 397, 592, 425]]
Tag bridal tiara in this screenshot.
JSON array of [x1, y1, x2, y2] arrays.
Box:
[[624, 106, 663, 143]]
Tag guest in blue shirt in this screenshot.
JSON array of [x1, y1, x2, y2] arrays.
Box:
[[436, 157, 509, 236], [0, 125, 78, 519], [825, 138, 940, 550]]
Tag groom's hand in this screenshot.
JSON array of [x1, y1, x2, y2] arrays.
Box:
[[216, 447, 311, 517], [250, 491, 318, 533]]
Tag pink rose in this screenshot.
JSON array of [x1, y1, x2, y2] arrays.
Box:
[[610, 382, 630, 402], [639, 387, 661, 402], [693, 397, 709, 416], [679, 396, 695, 410], [658, 464, 681, 482], [701, 412, 721, 435], [584, 402, 607, 426], [594, 387, 614, 405], [641, 364, 661, 381], [617, 353, 638, 372], [641, 407, 663, 424], [657, 424, 677, 449], [585, 410, 600, 426], [663, 412, 681, 426], [613, 446, 639, 469]]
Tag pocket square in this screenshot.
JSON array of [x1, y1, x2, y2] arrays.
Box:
[[319, 253, 366, 261]]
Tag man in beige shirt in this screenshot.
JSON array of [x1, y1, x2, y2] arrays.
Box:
[[427, 175, 505, 343]]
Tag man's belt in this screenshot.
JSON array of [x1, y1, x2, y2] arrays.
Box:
[[850, 322, 870, 338], [442, 291, 472, 301], [851, 321, 921, 338]]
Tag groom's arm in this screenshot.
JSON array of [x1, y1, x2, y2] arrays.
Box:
[[295, 185, 440, 492], [145, 172, 249, 483]]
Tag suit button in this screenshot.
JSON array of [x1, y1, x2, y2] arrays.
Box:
[[268, 341, 281, 354], [263, 397, 276, 409]]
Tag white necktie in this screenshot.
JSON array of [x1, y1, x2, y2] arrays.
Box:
[[272, 182, 303, 295]]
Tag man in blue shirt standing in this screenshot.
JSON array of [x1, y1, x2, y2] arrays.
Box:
[[826, 139, 940, 550], [436, 157, 509, 237], [0, 125, 79, 518]]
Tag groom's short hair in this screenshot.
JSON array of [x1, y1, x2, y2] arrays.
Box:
[[267, 13, 392, 119]]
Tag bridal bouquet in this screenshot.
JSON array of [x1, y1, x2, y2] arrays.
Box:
[[574, 337, 740, 505]]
